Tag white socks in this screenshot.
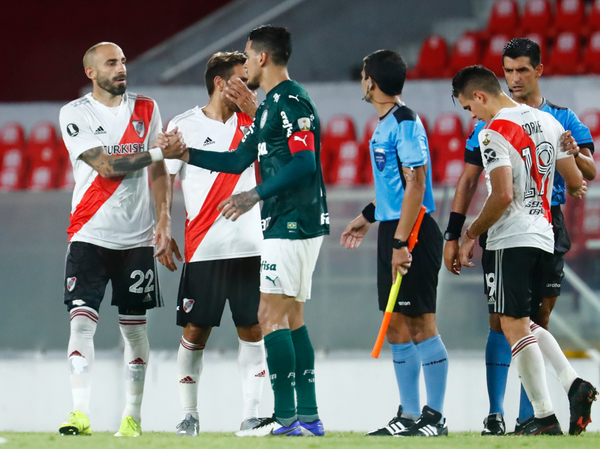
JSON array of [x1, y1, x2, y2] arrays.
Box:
[[530, 321, 578, 393], [68, 307, 98, 416], [238, 338, 266, 420], [177, 337, 205, 419], [119, 315, 149, 422], [512, 334, 554, 418]]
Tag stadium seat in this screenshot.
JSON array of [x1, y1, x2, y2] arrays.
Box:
[[358, 114, 379, 184], [546, 32, 583, 75], [0, 124, 27, 189], [579, 108, 600, 137], [429, 113, 465, 184], [482, 35, 510, 76], [412, 35, 450, 78], [520, 0, 554, 36], [484, 0, 520, 38], [524, 33, 548, 62], [0, 167, 25, 191], [450, 33, 483, 75], [26, 122, 59, 189], [322, 115, 357, 184], [329, 140, 362, 186], [586, 0, 600, 36], [0, 122, 26, 170], [582, 31, 600, 74], [553, 0, 585, 35]]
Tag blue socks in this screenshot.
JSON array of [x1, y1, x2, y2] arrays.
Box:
[[390, 342, 421, 417], [416, 334, 448, 416], [485, 329, 512, 415], [518, 384, 534, 423]]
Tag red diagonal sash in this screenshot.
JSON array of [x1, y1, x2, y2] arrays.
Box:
[[67, 96, 155, 240], [184, 113, 254, 262]]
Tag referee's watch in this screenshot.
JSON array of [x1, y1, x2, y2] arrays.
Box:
[[392, 238, 409, 249], [443, 230, 461, 241]]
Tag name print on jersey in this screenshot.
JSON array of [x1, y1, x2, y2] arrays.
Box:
[[105, 142, 145, 156]]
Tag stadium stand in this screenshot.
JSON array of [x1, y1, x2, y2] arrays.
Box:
[[409, 35, 450, 79], [429, 113, 465, 184], [321, 115, 357, 184], [553, 0, 586, 35], [483, 0, 520, 38], [0, 122, 27, 190], [519, 0, 554, 37], [582, 30, 600, 74], [546, 31, 583, 75], [26, 122, 59, 190], [329, 140, 362, 186], [449, 32, 483, 75], [482, 34, 510, 76]]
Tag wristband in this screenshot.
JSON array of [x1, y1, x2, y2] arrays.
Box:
[[149, 147, 164, 162], [444, 211, 466, 240], [362, 202, 376, 223], [392, 238, 409, 249]]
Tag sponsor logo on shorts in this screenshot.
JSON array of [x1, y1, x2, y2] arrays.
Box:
[[261, 261, 277, 271], [67, 277, 77, 292], [546, 283, 561, 288], [321, 213, 330, 225], [71, 299, 86, 306], [397, 301, 411, 306], [183, 298, 195, 313], [142, 293, 152, 302], [265, 275, 279, 286]]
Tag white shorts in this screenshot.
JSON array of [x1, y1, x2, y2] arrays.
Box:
[[260, 236, 324, 302]]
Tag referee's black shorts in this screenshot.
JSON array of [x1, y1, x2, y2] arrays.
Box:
[[377, 213, 443, 317]]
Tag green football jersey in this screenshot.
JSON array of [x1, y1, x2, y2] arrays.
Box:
[[239, 80, 329, 240]]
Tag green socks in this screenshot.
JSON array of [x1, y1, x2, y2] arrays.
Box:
[[264, 329, 297, 426], [292, 325, 319, 423]]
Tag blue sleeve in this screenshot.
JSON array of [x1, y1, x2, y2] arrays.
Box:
[[464, 120, 485, 166], [395, 121, 428, 167], [566, 109, 594, 150]]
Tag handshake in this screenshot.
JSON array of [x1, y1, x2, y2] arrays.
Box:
[[152, 126, 190, 162]]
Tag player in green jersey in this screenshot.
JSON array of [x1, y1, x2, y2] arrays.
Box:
[[168, 25, 329, 437]]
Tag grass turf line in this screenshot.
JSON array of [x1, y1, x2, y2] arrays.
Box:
[[0, 432, 599, 448]]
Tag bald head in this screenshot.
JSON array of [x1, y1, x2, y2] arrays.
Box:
[[83, 42, 122, 69]]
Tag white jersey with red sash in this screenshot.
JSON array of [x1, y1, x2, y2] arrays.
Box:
[[165, 108, 262, 262], [59, 92, 162, 249], [478, 104, 569, 253]]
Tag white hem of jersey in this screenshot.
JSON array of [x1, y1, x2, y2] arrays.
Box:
[[69, 236, 154, 251]]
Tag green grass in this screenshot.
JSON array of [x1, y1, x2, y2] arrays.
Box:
[[1, 432, 600, 449]]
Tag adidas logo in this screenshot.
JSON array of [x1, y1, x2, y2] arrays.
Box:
[[94, 126, 106, 135], [129, 357, 146, 365], [255, 370, 266, 378], [69, 350, 84, 358], [180, 376, 196, 384], [203, 137, 215, 146]]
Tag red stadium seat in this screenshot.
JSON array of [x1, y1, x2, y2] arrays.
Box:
[[429, 113, 465, 184], [0, 122, 26, 170], [553, 0, 585, 35], [0, 167, 25, 191], [329, 140, 362, 186], [546, 32, 583, 75], [582, 31, 600, 74], [520, 0, 553, 36], [524, 33, 548, 62], [450, 33, 483, 74], [412, 35, 450, 79], [482, 35, 510, 76], [485, 0, 520, 37], [25, 122, 60, 190], [419, 114, 430, 137], [322, 115, 357, 184], [586, 0, 600, 36], [579, 109, 600, 137], [358, 114, 380, 185]]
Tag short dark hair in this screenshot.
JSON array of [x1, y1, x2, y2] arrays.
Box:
[[205, 51, 247, 96], [502, 37, 541, 68], [363, 50, 407, 96], [248, 25, 292, 66], [452, 65, 503, 98]]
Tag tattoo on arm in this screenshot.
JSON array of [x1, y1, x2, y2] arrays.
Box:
[[80, 145, 152, 177]]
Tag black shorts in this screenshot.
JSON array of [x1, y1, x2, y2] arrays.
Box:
[[64, 242, 162, 313], [483, 247, 545, 318], [377, 214, 443, 317], [176, 256, 260, 328]]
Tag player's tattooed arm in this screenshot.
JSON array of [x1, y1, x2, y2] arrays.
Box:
[[80, 146, 152, 178], [218, 188, 260, 221]]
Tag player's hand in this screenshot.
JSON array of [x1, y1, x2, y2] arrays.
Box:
[[392, 246, 412, 282], [161, 126, 188, 159], [153, 216, 171, 257], [153, 133, 169, 150], [340, 214, 371, 249], [443, 239, 462, 275], [157, 238, 183, 271], [225, 78, 258, 119], [569, 179, 588, 199], [560, 130, 580, 157], [458, 231, 476, 268], [218, 189, 260, 221]]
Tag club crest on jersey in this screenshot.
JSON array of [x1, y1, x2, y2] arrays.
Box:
[[374, 148, 386, 171], [260, 110, 268, 129], [132, 120, 146, 139], [239, 125, 251, 136], [298, 117, 311, 131], [67, 277, 77, 292], [183, 298, 195, 313]]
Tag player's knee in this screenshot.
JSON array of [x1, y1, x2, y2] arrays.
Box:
[[532, 313, 550, 330], [237, 323, 263, 342], [183, 324, 211, 345], [489, 313, 502, 332]]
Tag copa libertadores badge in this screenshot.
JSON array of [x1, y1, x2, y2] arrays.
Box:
[[66, 123, 79, 137]]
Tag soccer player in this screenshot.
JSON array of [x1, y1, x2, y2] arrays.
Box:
[[341, 50, 448, 437], [443, 38, 598, 435], [157, 51, 266, 437], [58, 42, 185, 437], [167, 25, 329, 437], [452, 65, 584, 435]]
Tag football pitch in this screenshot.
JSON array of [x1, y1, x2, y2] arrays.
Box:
[[1, 432, 600, 448]]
